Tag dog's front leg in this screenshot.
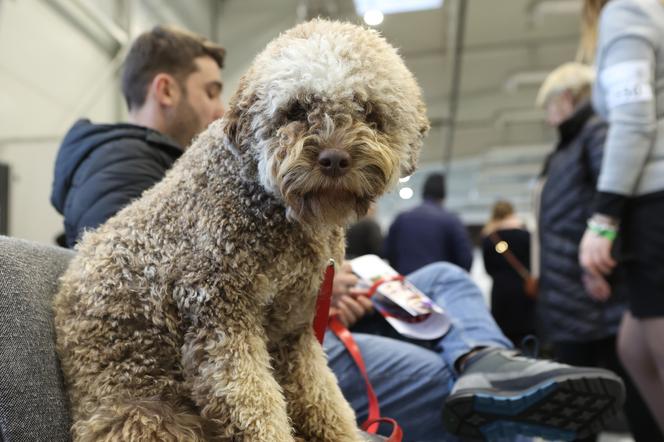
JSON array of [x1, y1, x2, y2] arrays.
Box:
[[273, 329, 363, 442], [182, 322, 294, 441]]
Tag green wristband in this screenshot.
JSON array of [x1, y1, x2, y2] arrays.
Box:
[[587, 220, 618, 241]]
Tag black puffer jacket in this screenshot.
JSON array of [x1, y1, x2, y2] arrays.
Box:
[[538, 102, 627, 343], [50, 119, 182, 248]]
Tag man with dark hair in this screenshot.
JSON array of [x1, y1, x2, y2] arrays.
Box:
[[51, 26, 225, 247], [385, 172, 473, 273]]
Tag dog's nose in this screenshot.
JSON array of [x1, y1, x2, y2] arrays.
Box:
[[318, 149, 351, 177]]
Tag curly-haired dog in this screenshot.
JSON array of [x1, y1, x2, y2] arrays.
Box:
[[54, 19, 429, 442]]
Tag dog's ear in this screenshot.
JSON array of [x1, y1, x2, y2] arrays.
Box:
[[401, 148, 420, 177], [222, 76, 257, 154], [401, 116, 430, 177], [221, 76, 262, 182]]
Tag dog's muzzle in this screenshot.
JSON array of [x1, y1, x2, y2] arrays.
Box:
[[317, 148, 351, 178]]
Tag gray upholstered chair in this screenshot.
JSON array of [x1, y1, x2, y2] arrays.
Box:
[[0, 235, 73, 442], [0, 235, 388, 442]]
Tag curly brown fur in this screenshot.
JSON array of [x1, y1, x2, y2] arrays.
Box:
[[54, 19, 428, 442]]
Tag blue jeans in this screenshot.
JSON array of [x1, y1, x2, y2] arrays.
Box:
[[324, 262, 513, 442]]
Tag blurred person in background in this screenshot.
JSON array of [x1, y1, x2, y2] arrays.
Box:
[[481, 200, 536, 346], [345, 202, 383, 259], [538, 60, 660, 441], [384, 172, 473, 274], [578, 0, 664, 435]]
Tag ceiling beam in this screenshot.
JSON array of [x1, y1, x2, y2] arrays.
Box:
[[402, 33, 576, 59], [441, 0, 467, 169], [42, 0, 128, 55]]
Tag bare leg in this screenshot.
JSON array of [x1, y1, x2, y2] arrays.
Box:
[[618, 312, 664, 434], [272, 331, 362, 442]]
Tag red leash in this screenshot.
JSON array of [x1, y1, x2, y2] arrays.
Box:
[[313, 261, 336, 344], [314, 262, 403, 442]]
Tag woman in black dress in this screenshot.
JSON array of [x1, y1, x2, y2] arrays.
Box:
[[481, 201, 536, 346]]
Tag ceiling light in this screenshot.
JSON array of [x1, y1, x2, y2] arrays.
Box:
[[399, 176, 411, 183], [399, 187, 414, 199], [354, 0, 444, 16], [363, 9, 384, 26]]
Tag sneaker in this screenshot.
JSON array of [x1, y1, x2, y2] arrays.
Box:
[[443, 348, 625, 441]]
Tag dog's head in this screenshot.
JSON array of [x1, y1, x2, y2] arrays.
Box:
[[223, 19, 429, 225]]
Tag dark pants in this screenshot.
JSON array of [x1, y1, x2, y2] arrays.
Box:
[[555, 337, 663, 442]]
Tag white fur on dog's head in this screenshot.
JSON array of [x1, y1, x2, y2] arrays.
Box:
[[222, 19, 429, 225]]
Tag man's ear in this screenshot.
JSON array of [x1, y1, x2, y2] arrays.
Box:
[[401, 114, 430, 177], [151, 73, 180, 108]]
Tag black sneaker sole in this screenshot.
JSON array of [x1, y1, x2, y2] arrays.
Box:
[[443, 374, 625, 441]]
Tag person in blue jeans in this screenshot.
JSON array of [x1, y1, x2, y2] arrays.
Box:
[[326, 261, 625, 441]]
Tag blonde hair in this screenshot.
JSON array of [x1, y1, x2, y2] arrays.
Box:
[[576, 0, 611, 63], [482, 200, 515, 235], [489, 200, 514, 223], [536, 62, 595, 108]]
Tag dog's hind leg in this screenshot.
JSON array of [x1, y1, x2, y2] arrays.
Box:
[[72, 397, 214, 442], [273, 331, 363, 442]]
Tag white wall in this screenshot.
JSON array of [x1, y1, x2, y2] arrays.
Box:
[[0, 0, 118, 244]]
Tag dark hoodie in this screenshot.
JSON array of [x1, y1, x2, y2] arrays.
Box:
[[51, 119, 182, 248]]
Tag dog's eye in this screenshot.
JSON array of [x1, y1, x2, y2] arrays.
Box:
[[285, 102, 307, 122], [361, 100, 385, 132], [366, 109, 384, 132]]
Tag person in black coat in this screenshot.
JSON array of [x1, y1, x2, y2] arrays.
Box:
[[536, 62, 661, 442], [481, 200, 535, 346], [536, 63, 625, 356], [50, 26, 226, 247]]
